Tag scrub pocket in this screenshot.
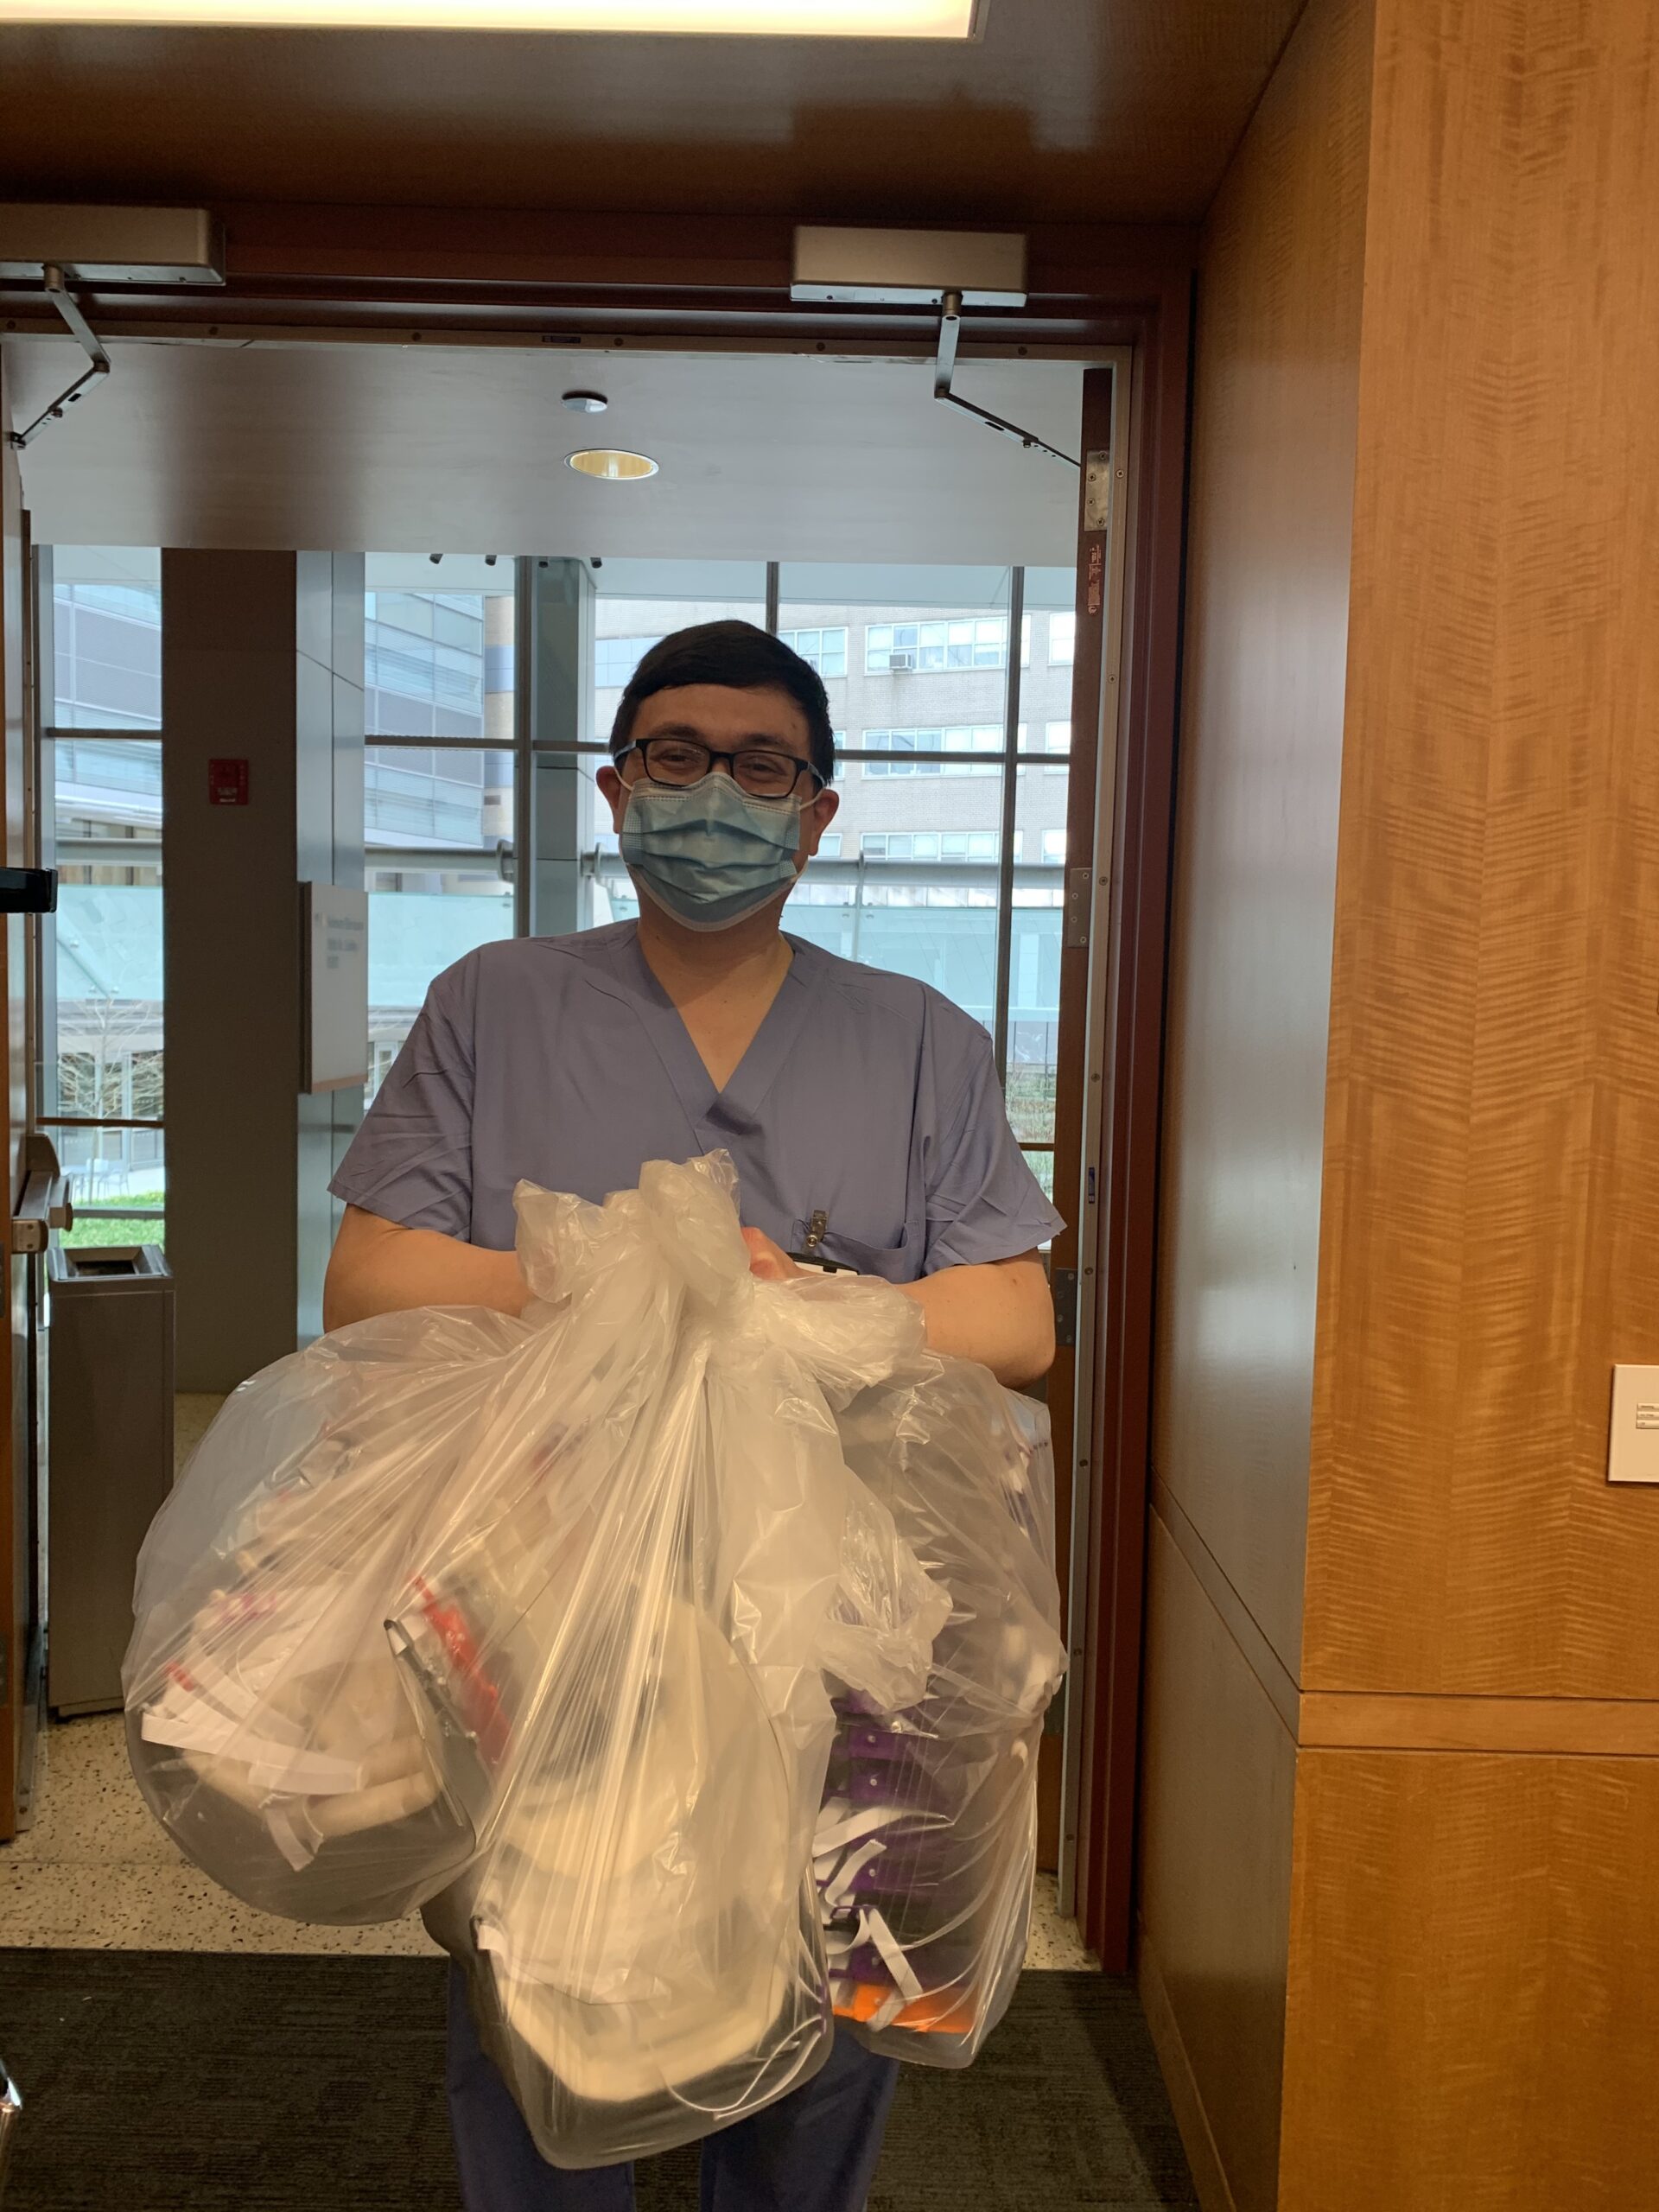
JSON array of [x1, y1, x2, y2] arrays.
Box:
[[791, 1221, 913, 1284]]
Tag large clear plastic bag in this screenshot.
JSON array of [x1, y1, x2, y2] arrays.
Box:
[[424, 1164, 950, 2167], [124, 1153, 947, 2164], [817, 1366, 1066, 2066], [123, 1304, 537, 1923]]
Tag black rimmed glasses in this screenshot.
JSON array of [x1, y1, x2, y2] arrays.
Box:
[[618, 737, 823, 800]]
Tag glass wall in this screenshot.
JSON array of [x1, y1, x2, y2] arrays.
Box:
[[1010, 567, 1076, 1199], [567, 557, 1077, 1209], [775, 566, 1011, 1037], [363, 556, 516, 1096], [35, 550, 1080, 1230], [44, 549, 167, 1238], [771, 563, 1076, 1199]]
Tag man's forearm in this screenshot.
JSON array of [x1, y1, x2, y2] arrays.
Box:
[[896, 1255, 1055, 1389], [322, 1206, 528, 1331]]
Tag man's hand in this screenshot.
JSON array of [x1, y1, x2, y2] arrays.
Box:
[[741, 1227, 804, 1282], [738, 1228, 1053, 1389]]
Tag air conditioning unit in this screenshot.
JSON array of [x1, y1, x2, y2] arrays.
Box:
[[887, 651, 917, 672]]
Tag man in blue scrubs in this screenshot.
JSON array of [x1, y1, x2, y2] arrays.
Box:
[[324, 621, 1062, 2210]]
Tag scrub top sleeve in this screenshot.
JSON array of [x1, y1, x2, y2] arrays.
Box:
[[327, 961, 477, 1238], [922, 1020, 1066, 1274]]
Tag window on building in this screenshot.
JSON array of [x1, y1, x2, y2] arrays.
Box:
[[1049, 612, 1077, 665], [861, 830, 1001, 863], [594, 634, 661, 692], [50, 547, 162, 732], [865, 617, 1007, 674], [366, 588, 496, 739], [778, 626, 848, 679], [861, 727, 1002, 777], [778, 566, 1016, 1028]]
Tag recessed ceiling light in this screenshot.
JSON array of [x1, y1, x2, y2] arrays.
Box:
[[0, 1, 981, 31], [562, 391, 609, 414], [568, 448, 658, 482]]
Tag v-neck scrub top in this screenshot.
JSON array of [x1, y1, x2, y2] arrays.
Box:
[[329, 922, 1064, 1285]]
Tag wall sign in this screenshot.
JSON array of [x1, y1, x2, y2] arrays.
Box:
[[208, 758, 250, 806], [301, 883, 368, 1095]]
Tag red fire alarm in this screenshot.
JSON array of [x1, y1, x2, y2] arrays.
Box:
[[208, 758, 250, 806]]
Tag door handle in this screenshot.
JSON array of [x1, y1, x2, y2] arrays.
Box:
[[12, 1170, 73, 1255], [46, 1175, 73, 1232]]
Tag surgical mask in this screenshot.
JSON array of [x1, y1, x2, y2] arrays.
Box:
[[620, 773, 804, 933]]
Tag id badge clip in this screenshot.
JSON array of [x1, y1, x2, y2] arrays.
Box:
[[789, 1209, 846, 1274]]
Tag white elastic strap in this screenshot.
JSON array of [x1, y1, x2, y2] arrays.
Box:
[[265, 1801, 321, 1872], [813, 1802, 905, 1855], [142, 1702, 366, 1794], [864, 1908, 924, 2004], [823, 1836, 885, 1909]]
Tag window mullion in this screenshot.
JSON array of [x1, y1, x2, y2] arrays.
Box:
[[512, 555, 533, 938], [993, 569, 1024, 1087]]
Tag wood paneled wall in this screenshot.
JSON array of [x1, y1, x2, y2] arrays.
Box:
[[1154, 0, 1372, 1689], [1146, 0, 1659, 2205], [1281, 1751, 1659, 2212], [1140, 1519, 1298, 2212], [1306, 0, 1659, 1702], [1274, 1, 1659, 2204], [1141, 0, 1374, 2203]]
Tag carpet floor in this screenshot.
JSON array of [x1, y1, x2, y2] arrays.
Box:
[[0, 1952, 1197, 2210]]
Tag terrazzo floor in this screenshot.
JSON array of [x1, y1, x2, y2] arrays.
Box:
[[0, 1713, 1094, 1967], [1, 1395, 1096, 1971]]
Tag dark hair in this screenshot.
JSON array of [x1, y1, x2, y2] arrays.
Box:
[[609, 620, 836, 787]]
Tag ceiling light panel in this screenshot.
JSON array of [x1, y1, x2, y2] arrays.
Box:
[[567, 448, 658, 480], [0, 1, 981, 31]]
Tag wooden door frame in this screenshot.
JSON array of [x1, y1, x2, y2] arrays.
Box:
[[0, 353, 27, 1844], [1070, 281, 1191, 1970], [0, 217, 1193, 1952]]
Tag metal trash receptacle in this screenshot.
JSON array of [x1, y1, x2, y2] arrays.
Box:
[[46, 1243, 175, 1717]]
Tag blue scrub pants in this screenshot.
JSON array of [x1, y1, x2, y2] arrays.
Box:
[[445, 1966, 899, 2212]]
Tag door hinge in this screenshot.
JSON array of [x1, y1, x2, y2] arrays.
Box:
[[1084, 448, 1113, 533], [1065, 867, 1090, 950], [1052, 1267, 1078, 1350]]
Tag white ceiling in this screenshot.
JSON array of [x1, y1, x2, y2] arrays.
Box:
[[4, 336, 1085, 563]]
